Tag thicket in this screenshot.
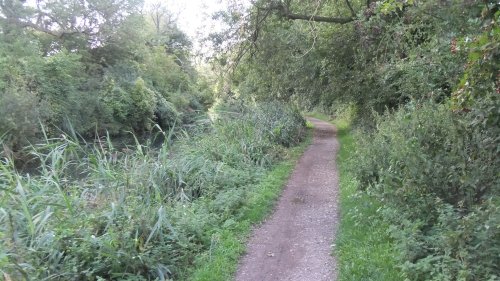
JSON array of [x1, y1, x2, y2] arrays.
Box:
[[229, 0, 499, 279], [0, 1, 212, 153], [351, 3, 499, 279], [0, 102, 306, 280]]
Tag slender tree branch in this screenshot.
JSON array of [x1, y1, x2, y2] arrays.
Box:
[[283, 12, 353, 23], [267, 1, 355, 24], [1, 16, 59, 36], [345, 0, 356, 17]]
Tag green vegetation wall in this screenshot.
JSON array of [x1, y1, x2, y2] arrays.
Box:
[[0, 1, 213, 150]]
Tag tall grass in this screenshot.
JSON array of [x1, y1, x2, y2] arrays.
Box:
[[185, 129, 313, 281], [0, 102, 306, 280], [334, 121, 402, 281]]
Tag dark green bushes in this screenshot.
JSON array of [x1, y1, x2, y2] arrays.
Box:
[[353, 101, 499, 280], [0, 3, 212, 151], [0, 103, 305, 280], [346, 2, 500, 280]]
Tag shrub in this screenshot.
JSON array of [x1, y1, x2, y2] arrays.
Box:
[[129, 78, 157, 132], [0, 85, 46, 150], [155, 96, 180, 130], [353, 102, 500, 280]]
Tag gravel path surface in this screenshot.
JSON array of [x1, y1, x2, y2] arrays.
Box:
[[234, 118, 340, 281]]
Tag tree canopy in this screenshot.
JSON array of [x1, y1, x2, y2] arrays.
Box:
[[0, 0, 213, 149], [218, 0, 500, 279]]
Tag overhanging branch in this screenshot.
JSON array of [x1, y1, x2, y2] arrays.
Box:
[[1, 16, 87, 38], [283, 13, 353, 23], [345, 0, 357, 17], [270, 1, 355, 24]]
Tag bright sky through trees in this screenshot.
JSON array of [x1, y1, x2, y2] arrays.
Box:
[[150, 0, 225, 38], [145, 0, 249, 57], [149, 1, 250, 38]]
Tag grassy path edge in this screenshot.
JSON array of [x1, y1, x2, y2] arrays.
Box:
[[308, 112, 402, 281], [185, 128, 314, 281]]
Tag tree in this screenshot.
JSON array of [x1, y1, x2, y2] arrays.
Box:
[[146, 2, 193, 66], [0, 0, 210, 144], [0, 0, 143, 48], [256, 0, 357, 24]]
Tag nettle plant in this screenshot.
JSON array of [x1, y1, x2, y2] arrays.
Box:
[[351, 5, 500, 280]]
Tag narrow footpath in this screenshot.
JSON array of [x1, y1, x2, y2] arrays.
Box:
[[235, 118, 340, 281]]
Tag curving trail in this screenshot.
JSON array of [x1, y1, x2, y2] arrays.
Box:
[[235, 118, 340, 281]]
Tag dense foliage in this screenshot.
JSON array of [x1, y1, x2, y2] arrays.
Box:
[[0, 103, 305, 280], [0, 1, 311, 280], [0, 1, 211, 151], [227, 0, 499, 280], [351, 3, 500, 279], [2, 0, 499, 279]]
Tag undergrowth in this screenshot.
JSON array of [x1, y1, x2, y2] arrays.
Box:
[[333, 119, 402, 281], [0, 102, 306, 281], [353, 101, 500, 280], [185, 131, 312, 280]]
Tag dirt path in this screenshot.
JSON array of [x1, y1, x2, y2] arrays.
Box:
[[234, 118, 340, 281]]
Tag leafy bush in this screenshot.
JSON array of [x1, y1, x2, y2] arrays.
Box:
[[0, 9, 212, 147], [0, 85, 46, 150], [353, 102, 500, 280], [128, 78, 157, 132], [155, 96, 181, 130], [251, 102, 306, 147]]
